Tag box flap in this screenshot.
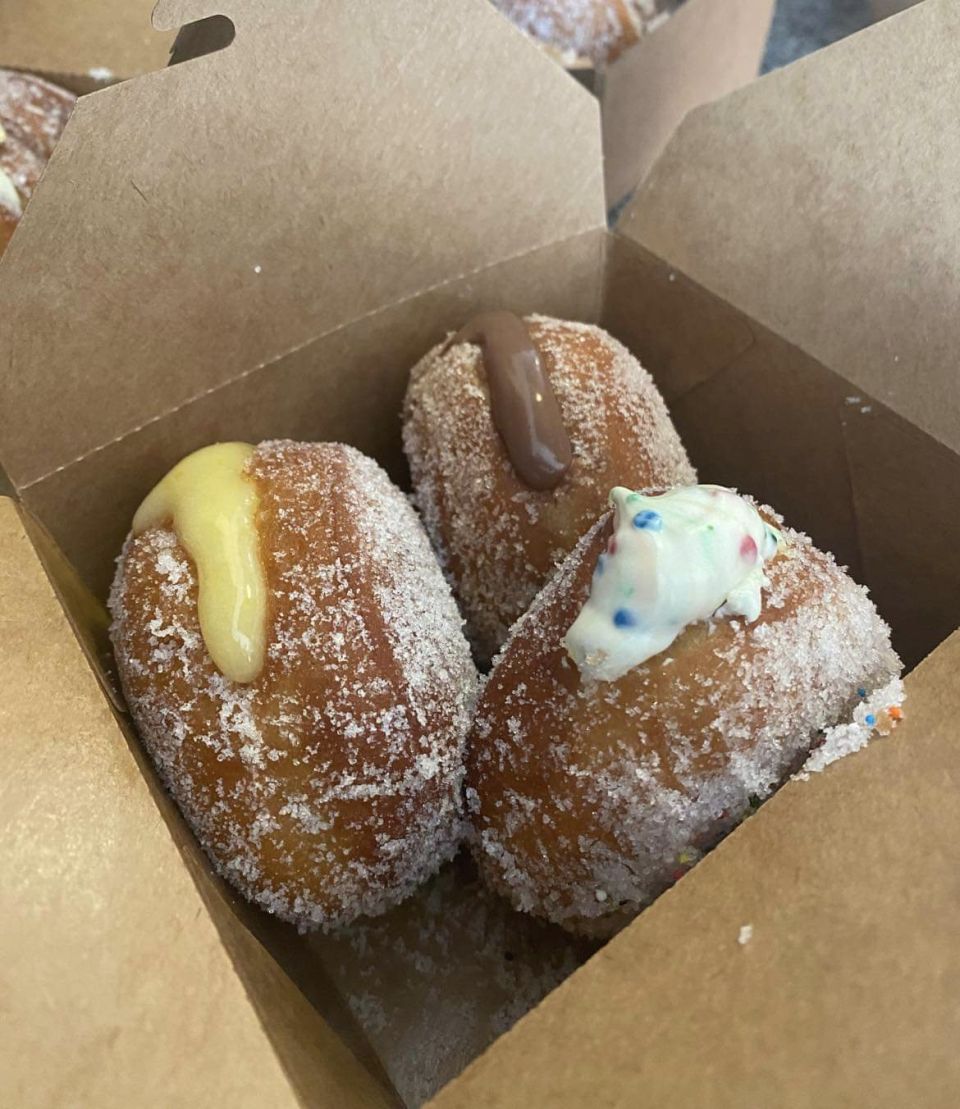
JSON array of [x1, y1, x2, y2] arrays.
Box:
[[618, 0, 960, 456], [0, 496, 397, 1107], [0, 0, 173, 89], [600, 0, 774, 208], [430, 632, 960, 1108], [0, 0, 604, 489], [19, 227, 605, 598]]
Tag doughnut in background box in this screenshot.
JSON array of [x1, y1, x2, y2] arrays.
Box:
[[2, 1, 960, 1107]]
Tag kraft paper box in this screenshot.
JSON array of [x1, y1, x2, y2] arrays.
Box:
[[3, 0, 960, 1106], [873, 0, 923, 19], [0, 0, 174, 92], [0, 0, 773, 204], [575, 0, 774, 208]]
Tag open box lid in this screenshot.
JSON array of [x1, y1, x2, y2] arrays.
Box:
[[618, 0, 960, 459], [0, 0, 173, 89], [0, 0, 603, 491]]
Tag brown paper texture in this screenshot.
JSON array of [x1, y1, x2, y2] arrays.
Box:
[[872, 0, 923, 18], [0, 0, 603, 492], [600, 0, 774, 207], [18, 229, 605, 597], [0, 0, 173, 89], [1, 0, 959, 1106], [621, 0, 960, 460], [0, 498, 397, 1109]]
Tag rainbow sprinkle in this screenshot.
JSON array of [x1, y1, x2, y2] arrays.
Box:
[[632, 509, 663, 531]]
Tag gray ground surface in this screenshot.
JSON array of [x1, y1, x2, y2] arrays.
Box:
[[763, 0, 875, 71]]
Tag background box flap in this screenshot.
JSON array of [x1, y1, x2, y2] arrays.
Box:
[[430, 633, 960, 1108], [0, 0, 172, 85], [600, 0, 774, 209], [618, 0, 960, 457], [0, 0, 604, 489], [0, 497, 397, 1108]]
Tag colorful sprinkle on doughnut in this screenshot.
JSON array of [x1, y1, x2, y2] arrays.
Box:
[[632, 509, 663, 531]]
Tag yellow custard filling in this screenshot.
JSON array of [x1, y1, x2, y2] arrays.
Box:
[[133, 442, 266, 683]]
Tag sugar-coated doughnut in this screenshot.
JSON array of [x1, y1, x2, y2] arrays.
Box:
[[109, 441, 478, 930], [0, 70, 75, 255], [490, 0, 650, 65], [403, 314, 695, 661], [467, 485, 901, 935]]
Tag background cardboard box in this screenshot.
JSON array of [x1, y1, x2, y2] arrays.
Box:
[[2, 0, 960, 1106], [873, 0, 923, 18], [0, 0, 173, 92], [0, 0, 772, 204], [591, 0, 774, 207]]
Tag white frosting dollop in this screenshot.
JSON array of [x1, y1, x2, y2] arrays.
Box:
[[564, 485, 783, 682]]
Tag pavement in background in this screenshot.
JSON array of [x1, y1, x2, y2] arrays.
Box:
[[763, 0, 875, 70]]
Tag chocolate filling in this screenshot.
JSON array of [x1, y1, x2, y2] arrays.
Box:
[[448, 312, 573, 490]]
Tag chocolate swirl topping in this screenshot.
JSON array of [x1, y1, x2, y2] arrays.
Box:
[[449, 312, 573, 490]]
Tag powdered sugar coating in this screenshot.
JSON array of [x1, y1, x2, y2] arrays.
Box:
[[0, 70, 74, 242], [468, 498, 901, 934], [490, 0, 656, 65], [403, 315, 696, 661], [794, 676, 905, 780], [109, 441, 478, 930]]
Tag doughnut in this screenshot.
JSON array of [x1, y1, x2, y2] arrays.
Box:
[[109, 440, 478, 930], [489, 0, 652, 66], [402, 313, 695, 661], [0, 70, 75, 255], [467, 484, 902, 935]]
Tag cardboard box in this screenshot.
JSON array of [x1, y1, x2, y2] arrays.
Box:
[[872, 0, 923, 20], [3, 0, 960, 1105], [586, 0, 775, 207], [0, 0, 174, 92]]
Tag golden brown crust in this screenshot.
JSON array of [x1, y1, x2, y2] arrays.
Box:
[[491, 0, 644, 66], [0, 70, 75, 255], [403, 316, 696, 660], [467, 504, 901, 934], [110, 442, 478, 929]]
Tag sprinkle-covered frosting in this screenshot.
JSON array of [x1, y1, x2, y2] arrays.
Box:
[[132, 442, 266, 684], [566, 485, 782, 681]]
